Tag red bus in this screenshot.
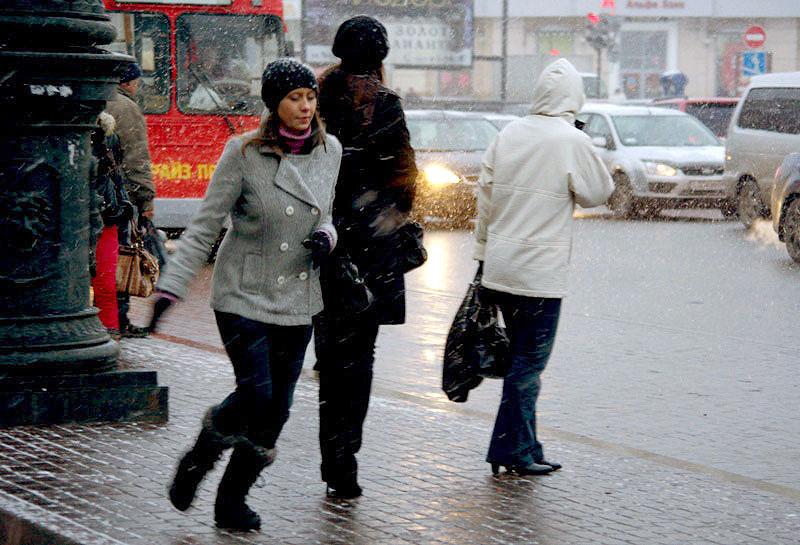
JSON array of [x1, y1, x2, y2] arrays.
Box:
[[104, 0, 289, 232]]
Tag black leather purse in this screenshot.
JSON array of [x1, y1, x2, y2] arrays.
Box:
[[323, 252, 374, 315], [393, 221, 427, 273]]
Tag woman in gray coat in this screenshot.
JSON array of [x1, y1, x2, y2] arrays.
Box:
[[148, 59, 342, 531]]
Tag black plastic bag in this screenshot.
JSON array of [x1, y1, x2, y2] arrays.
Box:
[[472, 290, 511, 380], [442, 269, 510, 402]]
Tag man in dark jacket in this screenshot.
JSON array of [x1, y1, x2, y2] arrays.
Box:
[[105, 62, 156, 337], [315, 15, 418, 499]]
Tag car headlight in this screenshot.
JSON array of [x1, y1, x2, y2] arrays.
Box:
[[643, 161, 678, 177], [423, 164, 461, 187]]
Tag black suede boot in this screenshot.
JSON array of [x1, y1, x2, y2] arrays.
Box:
[[214, 443, 275, 531], [169, 407, 233, 512]]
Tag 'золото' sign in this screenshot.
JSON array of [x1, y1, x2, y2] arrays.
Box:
[[303, 0, 473, 68]]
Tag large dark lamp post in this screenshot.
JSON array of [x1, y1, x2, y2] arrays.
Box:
[[0, 0, 167, 425]]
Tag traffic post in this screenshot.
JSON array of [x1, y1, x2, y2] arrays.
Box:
[[585, 12, 620, 98]]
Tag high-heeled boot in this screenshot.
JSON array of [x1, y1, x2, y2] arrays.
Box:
[[214, 443, 276, 531], [169, 406, 233, 511]]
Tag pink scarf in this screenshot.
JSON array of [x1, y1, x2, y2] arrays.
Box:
[[279, 126, 312, 155]]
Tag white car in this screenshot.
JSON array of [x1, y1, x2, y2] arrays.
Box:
[[577, 103, 726, 218]]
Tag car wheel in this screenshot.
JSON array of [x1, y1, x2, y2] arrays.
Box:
[[608, 173, 641, 219], [784, 199, 800, 264], [736, 179, 764, 229]]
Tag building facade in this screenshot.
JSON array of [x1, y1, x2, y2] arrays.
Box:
[[286, 0, 800, 102]]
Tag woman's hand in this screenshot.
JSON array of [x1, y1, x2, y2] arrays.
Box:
[[148, 290, 178, 333], [303, 231, 333, 269]]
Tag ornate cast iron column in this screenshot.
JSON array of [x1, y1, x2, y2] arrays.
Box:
[[0, 1, 168, 425]]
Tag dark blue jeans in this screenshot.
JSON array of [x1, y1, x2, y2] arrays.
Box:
[[213, 311, 312, 449], [486, 293, 562, 467]]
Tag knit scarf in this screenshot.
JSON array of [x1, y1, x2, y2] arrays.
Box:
[[279, 125, 312, 155]]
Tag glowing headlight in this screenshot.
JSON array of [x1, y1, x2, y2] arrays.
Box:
[[423, 164, 460, 187], [644, 161, 678, 177]]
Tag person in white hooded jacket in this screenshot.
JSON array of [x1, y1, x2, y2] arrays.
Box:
[[474, 58, 614, 476]]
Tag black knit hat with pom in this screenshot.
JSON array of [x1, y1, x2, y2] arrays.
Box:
[[332, 15, 390, 74], [260, 58, 318, 113]]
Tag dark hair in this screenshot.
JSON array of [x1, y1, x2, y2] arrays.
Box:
[[243, 109, 326, 156]]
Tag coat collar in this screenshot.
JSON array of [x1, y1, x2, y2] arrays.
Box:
[[271, 150, 321, 209]]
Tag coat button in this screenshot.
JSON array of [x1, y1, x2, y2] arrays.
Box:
[[285, 206, 294, 216], [279, 242, 289, 251], [299, 272, 308, 280], [311, 207, 319, 215], [277, 275, 286, 285]]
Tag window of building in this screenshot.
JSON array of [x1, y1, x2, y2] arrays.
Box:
[[737, 88, 800, 134], [536, 31, 574, 56], [108, 13, 170, 114], [176, 14, 282, 115], [715, 31, 745, 97], [619, 31, 667, 99]]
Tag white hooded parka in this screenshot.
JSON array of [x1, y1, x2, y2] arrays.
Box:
[[474, 58, 614, 298]]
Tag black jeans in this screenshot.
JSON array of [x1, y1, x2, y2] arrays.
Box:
[[485, 292, 562, 466], [315, 311, 380, 485], [213, 311, 312, 449]]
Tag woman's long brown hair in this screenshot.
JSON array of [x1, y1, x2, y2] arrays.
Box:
[[243, 107, 326, 156]]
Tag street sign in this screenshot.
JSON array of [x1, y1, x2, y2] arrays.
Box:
[[742, 51, 767, 76], [744, 25, 766, 48]]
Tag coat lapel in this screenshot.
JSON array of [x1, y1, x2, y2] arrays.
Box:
[[273, 154, 321, 209]]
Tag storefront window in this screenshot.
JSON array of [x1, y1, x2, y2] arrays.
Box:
[[176, 14, 282, 115], [536, 31, 574, 56], [108, 13, 170, 114], [715, 31, 746, 97], [619, 31, 667, 99]]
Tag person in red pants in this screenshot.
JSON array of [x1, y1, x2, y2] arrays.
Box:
[[92, 224, 120, 334], [90, 112, 133, 338]]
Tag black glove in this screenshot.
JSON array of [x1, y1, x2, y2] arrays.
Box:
[[303, 231, 333, 269], [148, 291, 177, 333]]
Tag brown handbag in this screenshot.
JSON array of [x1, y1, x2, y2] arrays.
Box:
[[116, 220, 160, 298]]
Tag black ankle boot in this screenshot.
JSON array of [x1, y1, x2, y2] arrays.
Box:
[[215, 499, 262, 531], [214, 443, 275, 531], [169, 409, 231, 511], [326, 480, 362, 499]]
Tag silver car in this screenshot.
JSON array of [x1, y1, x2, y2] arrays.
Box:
[[771, 152, 800, 263], [577, 104, 726, 218]]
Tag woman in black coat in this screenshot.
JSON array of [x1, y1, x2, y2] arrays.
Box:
[[315, 15, 417, 498]]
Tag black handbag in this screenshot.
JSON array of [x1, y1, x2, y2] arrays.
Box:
[[393, 220, 427, 273], [322, 252, 374, 315]]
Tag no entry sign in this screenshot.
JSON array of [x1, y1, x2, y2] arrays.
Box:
[[744, 25, 766, 48]]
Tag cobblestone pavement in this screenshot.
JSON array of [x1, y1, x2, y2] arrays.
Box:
[[133, 214, 800, 491], [3, 212, 800, 544], [2, 337, 800, 545]]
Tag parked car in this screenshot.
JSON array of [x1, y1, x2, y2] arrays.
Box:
[[405, 110, 499, 227], [480, 112, 519, 130], [771, 153, 800, 263], [722, 72, 800, 228], [577, 103, 726, 218], [652, 97, 739, 139]]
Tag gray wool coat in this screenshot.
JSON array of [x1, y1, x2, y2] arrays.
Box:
[[157, 133, 342, 326]]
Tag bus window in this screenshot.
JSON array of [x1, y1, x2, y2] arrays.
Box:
[[176, 14, 282, 115], [108, 13, 170, 114]]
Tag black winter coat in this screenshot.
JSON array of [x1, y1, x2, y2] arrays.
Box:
[[318, 69, 418, 325]]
